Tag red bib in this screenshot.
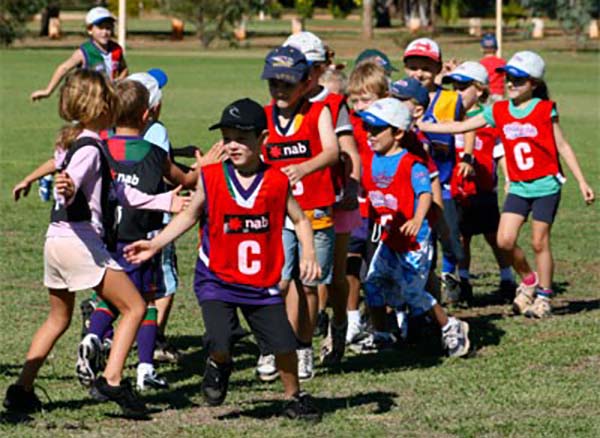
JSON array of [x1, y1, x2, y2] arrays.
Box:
[[263, 101, 335, 210], [362, 152, 423, 253], [200, 162, 287, 288], [350, 111, 372, 218], [493, 100, 561, 182]]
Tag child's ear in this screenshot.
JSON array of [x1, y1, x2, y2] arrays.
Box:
[[394, 129, 406, 142], [257, 129, 269, 145], [142, 109, 151, 124], [413, 106, 424, 119]]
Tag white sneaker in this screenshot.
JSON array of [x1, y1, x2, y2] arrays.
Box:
[[76, 333, 103, 387], [297, 348, 314, 382], [346, 319, 367, 345], [256, 354, 278, 382], [441, 317, 470, 358], [136, 363, 169, 391]]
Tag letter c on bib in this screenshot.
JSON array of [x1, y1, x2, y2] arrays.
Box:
[[514, 142, 534, 171], [238, 240, 261, 275]]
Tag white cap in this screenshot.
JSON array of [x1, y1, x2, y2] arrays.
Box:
[[443, 61, 489, 85], [360, 98, 412, 131], [403, 38, 441, 62], [500, 51, 545, 79], [283, 31, 326, 62], [85, 7, 116, 26], [127, 73, 162, 109]]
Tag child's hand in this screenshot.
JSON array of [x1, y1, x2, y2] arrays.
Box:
[[123, 240, 156, 265], [457, 162, 474, 177], [196, 141, 226, 169], [55, 172, 74, 199], [12, 180, 31, 201], [400, 218, 422, 237], [299, 253, 322, 284], [579, 181, 595, 205], [31, 89, 50, 101], [281, 164, 307, 186], [169, 185, 191, 213]]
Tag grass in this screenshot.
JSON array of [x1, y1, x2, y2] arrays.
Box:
[[1, 39, 600, 437]]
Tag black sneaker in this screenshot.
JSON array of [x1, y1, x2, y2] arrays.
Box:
[[499, 279, 517, 302], [93, 377, 148, 419], [283, 392, 322, 422], [314, 310, 329, 337], [459, 278, 474, 306], [80, 298, 96, 339], [3, 384, 42, 413], [201, 358, 232, 407]]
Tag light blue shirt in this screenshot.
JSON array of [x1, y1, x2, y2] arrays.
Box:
[[144, 122, 171, 153]]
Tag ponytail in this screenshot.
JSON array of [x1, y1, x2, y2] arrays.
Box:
[[55, 123, 83, 151], [532, 80, 550, 100]]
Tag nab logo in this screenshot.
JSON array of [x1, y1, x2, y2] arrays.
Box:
[[224, 214, 270, 234], [116, 173, 140, 186], [265, 140, 311, 160]]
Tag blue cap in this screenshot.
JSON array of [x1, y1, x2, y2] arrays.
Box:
[[354, 49, 398, 73], [261, 46, 309, 84], [481, 33, 498, 49], [147, 68, 168, 88], [390, 77, 430, 108]]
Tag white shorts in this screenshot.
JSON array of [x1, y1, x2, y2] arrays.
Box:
[[44, 236, 122, 292]]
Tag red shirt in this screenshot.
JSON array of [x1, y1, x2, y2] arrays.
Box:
[[480, 55, 506, 96]]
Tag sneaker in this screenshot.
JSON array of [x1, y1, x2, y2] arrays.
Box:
[[76, 333, 104, 387], [314, 310, 329, 337], [350, 332, 397, 354], [80, 298, 96, 339], [93, 377, 148, 419], [136, 363, 169, 391], [283, 391, 322, 422], [442, 273, 461, 304], [297, 348, 314, 382], [513, 279, 538, 315], [441, 317, 470, 358], [201, 358, 232, 406], [346, 319, 367, 345], [499, 279, 517, 302], [459, 278, 474, 306], [256, 354, 278, 382], [524, 295, 552, 319], [3, 384, 42, 413], [320, 321, 347, 366], [153, 336, 182, 364]]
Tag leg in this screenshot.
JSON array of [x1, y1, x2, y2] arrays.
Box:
[[330, 232, 350, 326], [497, 212, 532, 278], [17, 289, 74, 390], [275, 352, 299, 397], [156, 294, 174, 335], [531, 220, 553, 290]]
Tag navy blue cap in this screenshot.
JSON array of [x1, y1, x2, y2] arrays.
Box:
[[390, 77, 430, 108], [481, 33, 498, 49], [261, 46, 309, 84], [354, 49, 398, 73]]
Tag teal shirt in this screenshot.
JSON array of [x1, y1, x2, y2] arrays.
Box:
[[483, 99, 562, 198]]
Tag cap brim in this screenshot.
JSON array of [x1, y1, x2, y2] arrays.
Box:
[[358, 111, 389, 127], [209, 122, 257, 131], [261, 69, 303, 83], [91, 16, 116, 26], [442, 73, 474, 84], [403, 50, 441, 63], [147, 68, 168, 88], [496, 65, 530, 77]]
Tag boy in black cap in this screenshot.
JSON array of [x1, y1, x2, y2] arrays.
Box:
[[124, 98, 322, 421]]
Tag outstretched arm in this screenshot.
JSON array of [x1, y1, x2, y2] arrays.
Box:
[[31, 49, 84, 101], [417, 114, 487, 135], [13, 158, 56, 201]]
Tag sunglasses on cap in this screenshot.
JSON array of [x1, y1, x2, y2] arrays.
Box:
[[505, 74, 529, 87], [362, 121, 391, 136]]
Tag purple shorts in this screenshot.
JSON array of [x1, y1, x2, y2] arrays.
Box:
[[112, 241, 165, 296]]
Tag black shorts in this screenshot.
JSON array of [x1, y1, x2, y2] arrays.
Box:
[[502, 192, 561, 224], [201, 300, 298, 355], [458, 192, 501, 237], [347, 218, 378, 276]]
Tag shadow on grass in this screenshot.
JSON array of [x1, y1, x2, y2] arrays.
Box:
[[552, 298, 600, 316], [216, 390, 398, 420]]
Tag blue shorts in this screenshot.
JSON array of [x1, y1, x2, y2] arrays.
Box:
[[282, 226, 334, 286], [503, 192, 561, 224], [112, 242, 165, 296], [155, 241, 178, 299], [364, 238, 436, 315]]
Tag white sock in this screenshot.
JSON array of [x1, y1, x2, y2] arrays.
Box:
[[500, 267, 515, 282], [347, 310, 360, 325], [395, 311, 408, 338], [442, 317, 455, 332]]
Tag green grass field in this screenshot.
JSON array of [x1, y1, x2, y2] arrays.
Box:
[[1, 42, 599, 437]]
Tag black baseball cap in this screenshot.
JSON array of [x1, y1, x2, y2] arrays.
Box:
[[209, 98, 267, 132]]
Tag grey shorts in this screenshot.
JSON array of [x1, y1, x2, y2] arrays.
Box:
[[281, 226, 335, 286]]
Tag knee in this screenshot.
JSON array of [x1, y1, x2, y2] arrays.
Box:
[[531, 235, 548, 254], [496, 233, 515, 251], [49, 313, 72, 334]]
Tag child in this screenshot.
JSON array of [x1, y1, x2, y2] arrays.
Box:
[[344, 61, 389, 345], [4, 70, 184, 418], [418, 51, 595, 318], [284, 31, 361, 366], [31, 7, 127, 101], [260, 45, 339, 381], [78, 79, 196, 392], [403, 37, 475, 303], [358, 98, 470, 357], [123, 98, 322, 421], [478, 33, 506, 103], [441, 61, 517, 302]]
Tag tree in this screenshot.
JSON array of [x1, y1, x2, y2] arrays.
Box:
[[160, 0, 257, 48], [556, 0, 594, 44], [0, 0, 45, 46], [363, 0, 374, 38]]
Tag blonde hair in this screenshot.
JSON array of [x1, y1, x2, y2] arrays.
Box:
[[114, 80, 149, 128], [54, 124, 82, 151], [347, 60, 388, 97], [319, 69, 348, 94], [59, 69, 117, 147]]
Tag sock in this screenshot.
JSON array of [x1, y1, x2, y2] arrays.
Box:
[[137, 306, 158, 365], [347, 310, 360, 325], [500, 267, 515, 282], [297, 340, 312, 350], [441, 318, 454, 332], [87, 303, 116, 339], [537, 288, 552, 299], [458, 269, 470, 280], [102, 327, 114, 342], [522, 272, 538, 286], [442, 256, 456, 275], [395, 311, 408, 338]]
